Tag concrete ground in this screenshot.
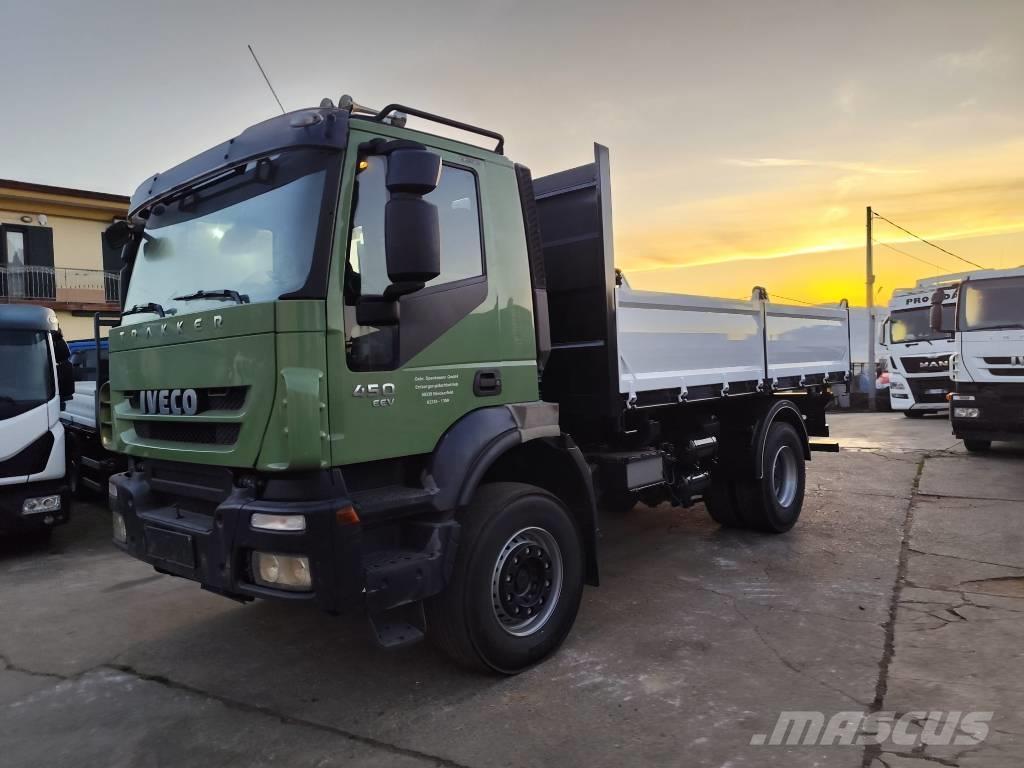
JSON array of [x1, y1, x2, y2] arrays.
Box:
[[2, 412, 1022, 767]]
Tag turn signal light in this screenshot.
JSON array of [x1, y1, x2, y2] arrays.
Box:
[[336, 506, 360, 526]]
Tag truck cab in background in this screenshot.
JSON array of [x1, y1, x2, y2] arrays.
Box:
[[883, 275, 963, 417], [0, 305, 75, 541], [936, 267, 1024, 452]]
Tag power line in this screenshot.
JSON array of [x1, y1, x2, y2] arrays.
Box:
[[770, 292, 816, 306], [872, 238, 946, 271], [248, 44, 285, 115], [871, 211, 985, 269]]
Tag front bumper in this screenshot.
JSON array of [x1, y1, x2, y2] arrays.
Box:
[[109, 463, 457, 615], [889, 374, 950, 411], [950, 383, 1024, 442], [0, 479, 70, 532]]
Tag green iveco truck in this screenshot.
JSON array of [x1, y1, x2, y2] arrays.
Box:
[[104, 97, 850, 672]]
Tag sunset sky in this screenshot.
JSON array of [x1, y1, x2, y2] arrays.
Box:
[[2, 0, 1021, 307]]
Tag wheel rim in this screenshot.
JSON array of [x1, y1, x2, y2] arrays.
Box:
[[771, 445, 799, 508], [490, 526, 563, 637]]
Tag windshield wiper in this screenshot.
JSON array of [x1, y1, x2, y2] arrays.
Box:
[[173, 289, 250, 305], [123, 302, 167, 318]]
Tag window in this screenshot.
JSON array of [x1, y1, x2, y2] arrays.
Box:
[[346, 157, 483, 299], [890, 305, 955, 343], [0, 330, 54, 418], [1, 225, 55, 300], [961, 275, 1024, 331]]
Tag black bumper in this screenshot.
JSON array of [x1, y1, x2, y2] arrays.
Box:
[[109, 465, 457, 615], [950, 382, 1024, 442], [0, 479, 70, 532]]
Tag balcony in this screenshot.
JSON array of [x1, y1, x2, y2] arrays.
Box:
[[0, 265, 119, 310]]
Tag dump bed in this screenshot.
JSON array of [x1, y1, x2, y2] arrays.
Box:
[[616, 288, 850, 404], [531, 143, 851, 439]]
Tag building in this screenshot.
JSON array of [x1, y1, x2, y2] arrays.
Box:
[[0, 179, 128, 340]]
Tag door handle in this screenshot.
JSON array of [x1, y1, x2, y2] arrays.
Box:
[[473, 369, 502, 397]]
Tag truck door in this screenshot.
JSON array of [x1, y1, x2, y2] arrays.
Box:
[[327, 131, 538, 465]]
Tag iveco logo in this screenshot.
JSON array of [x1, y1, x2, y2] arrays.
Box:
[[139, 388, 199, 415], [1013, 356, 1024, 366]]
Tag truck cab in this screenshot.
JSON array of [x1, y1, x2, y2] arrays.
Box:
[[883, 276, 962, 416], [0, 305, 74, 540], [940, 267, 1024, 451]]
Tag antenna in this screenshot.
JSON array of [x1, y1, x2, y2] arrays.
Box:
[[247, 44, 285, 114]]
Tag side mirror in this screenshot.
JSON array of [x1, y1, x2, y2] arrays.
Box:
[[928, 288, 953, 334], [384, 149, 442, 291], [880, 318, 890, 347], [104, 220, 133, 250], [53, 333, 74, 403]]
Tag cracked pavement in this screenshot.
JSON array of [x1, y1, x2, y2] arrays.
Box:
[[2, 413, 1022, 767]]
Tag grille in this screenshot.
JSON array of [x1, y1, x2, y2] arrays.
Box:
[[134, 421, 240, 445], [907, 376, 951, 404], [126, 386, 248, 413], [900, 355, 950, 375]]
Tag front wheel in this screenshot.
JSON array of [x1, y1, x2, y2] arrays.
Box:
[[903, 410, 926, 419], [964, 439, 991, 453], [425, 482, 584, 674]]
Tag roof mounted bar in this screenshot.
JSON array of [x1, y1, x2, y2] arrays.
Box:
[[372, 103, 505, 155]]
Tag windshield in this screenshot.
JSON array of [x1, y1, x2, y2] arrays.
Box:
[[0, 330, 53, 418], [960, 275, 1024, 331], [122, 150, 334, 323], [890, 305, 954, 343]]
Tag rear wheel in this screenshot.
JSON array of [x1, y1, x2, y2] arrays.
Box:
[[735, 422, 806, 533], [425, 482, 584, 674], [964, 439, 991, 453]]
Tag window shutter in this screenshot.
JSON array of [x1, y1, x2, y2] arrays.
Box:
[[24, 226, 54, 268]]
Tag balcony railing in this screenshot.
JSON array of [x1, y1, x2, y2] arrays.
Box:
[[0, 266, 120, 306]]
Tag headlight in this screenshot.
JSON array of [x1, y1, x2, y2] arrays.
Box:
[[112, 511, 127, 544], [953, 407, 980, 418], [251, 513, 306, 532], [252, 552, 312, 591], [108, 478, 119, 500], [22, 495, 61, 514], [890, 380, 907, 390], [951, 394, 975, 401]]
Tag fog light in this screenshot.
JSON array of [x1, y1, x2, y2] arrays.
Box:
[[251, 513, 306, 532], [252, 552, 312, 591], [108, 478, 119, 500], [953, 407, 980, 418], [112, 511, 127, 543], [951, 394, 976, 401], [22, 495, 61, 515]]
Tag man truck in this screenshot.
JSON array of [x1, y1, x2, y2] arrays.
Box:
[[883, 275, 962, 417], [0, 305, 75, 541], [103, 98, 850, 672], [933, 267, 1024, 452]]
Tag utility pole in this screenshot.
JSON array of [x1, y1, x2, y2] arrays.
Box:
[[866, 206, 876, 411]]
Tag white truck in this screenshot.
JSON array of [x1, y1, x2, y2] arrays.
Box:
[[934, 267, 1024, 451], [883, 275, 964, 417], [0, 305, 75, 541]]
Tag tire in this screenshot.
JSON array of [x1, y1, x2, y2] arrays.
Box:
[[703, 469, 745, 528], [903, 410, 925, 419], [735, 422, 806, 534], [964, 439, 991, 453], [425, 482, 585, 674], [67, 450, 84, 499]]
